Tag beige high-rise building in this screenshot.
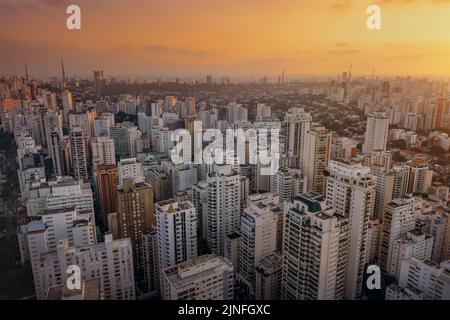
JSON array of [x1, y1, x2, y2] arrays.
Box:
[[96, 165, 119, 227], [325, 160, 376, 300], [117, 178, 154, 290], [281, 192, 349, 300], [406, 159, 433, 195], [207, 164, 241, 257], [369, 152, 394, 218], [282, 107, 312, 169], [238, 193, 283, 298], [364, 112, 389, 154], [303, 125, 332, 195]]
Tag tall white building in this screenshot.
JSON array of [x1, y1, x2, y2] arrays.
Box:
[[110, 122, 142, 157], [192, 181, 208, 240], [369, 153, 394, 218], [256, 103, 271, 120], [118, 157, 145, 186], [162, 254, 234, 300], [94, 113, 115, 137], [282, 107, 312, 169], [26, 207, 96, 299], [403, 113, 419, 131], [207, 164, 241, 256], [70, 127, 88, 181], [379, 196, 423, 272], [281, 192, 349, 300], [156, 199, 198, 273], [238, 193, 283, 297], [69, 109, 96, 138], [417, 209, 450, 264], [303, 125, 332, 195], [406, 159, 433, 195], [137, 112, 153, 135], [392, 165, 410, 199], [61, 90, 73, 123], [227, 102, 248, 124], [171, 164, 197, 196], [325, 160, 376, 299], [270, 167, 306, 206], [388, 230, 434, 279], [364, 112, 389, 154], [157, 127, 173, 155], [90, 136, 116, 172], [48, 130, 67, 177], [43, 109, 63, 148]]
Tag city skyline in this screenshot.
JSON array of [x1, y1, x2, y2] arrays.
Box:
[[2, 0, 450, 78], [2, 0, 450, 305]]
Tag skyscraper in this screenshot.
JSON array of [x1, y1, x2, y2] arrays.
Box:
[[117, 178, 154, 290], [379, 196, 423, 273], [90, 136, 116, 172], [69, 109, 96, 138], [61, 90, 73, 123], [110, 122, 142, 157], [369, 151, 394, 218], [70, 127, 88, 181], [238, 193, 283, 298], [406, 159, 433, 195], [207, 164, 241, 256], [435, 97, 447, 129], [270, 166, 307, 206], [96, 164, 119, 227], [281, 192, 349, 300], [155, 199, 198, 272], [364, 112, 389, 154], [48, 130, 66, 177], [303, 125, 332, 195], [282, 107, 312, 169], [325, 160, 376, 299]]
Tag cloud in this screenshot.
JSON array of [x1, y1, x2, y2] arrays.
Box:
[[328, 49, 360, 55], [328, 1, 351, 10]]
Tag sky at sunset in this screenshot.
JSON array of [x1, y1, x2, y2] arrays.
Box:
[[1, 0, 450, 78]]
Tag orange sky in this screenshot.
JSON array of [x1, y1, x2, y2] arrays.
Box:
[[1, 0, 450, 78]]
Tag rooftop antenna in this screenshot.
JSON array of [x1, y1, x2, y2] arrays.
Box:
[[348, 64, 352, 82], [61, 57, 66, 84], [25, 64, 29, 81]]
